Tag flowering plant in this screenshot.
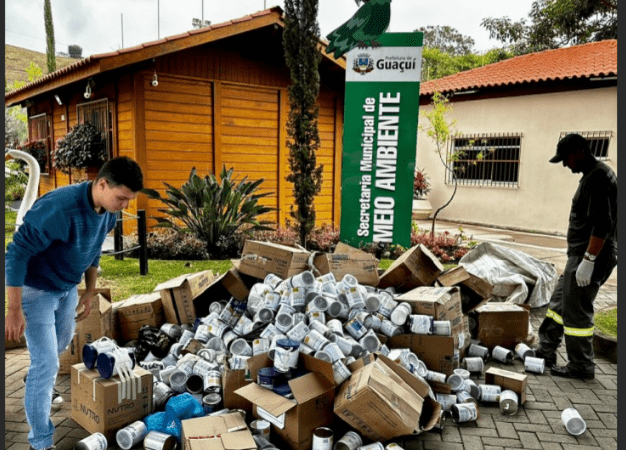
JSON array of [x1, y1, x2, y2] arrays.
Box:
[[413, 168, 431, 199]]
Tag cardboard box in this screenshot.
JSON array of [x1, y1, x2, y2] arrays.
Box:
[[396, 286, 464, 348], [334, 354, 440, 442], [237, 240, 311, 280], [384, 333, 456, 375], [436, 266, 493, 313], [235, 353, 336, 450], [114, 292, 164, 343], [182, 412, 256, 450], [475, 303, 530, 348], [485, 367, 527, 404], [195, 269, 254, 318], [154, 270, 214, 325], [378, 244, 444, 292], [58, 333, 81, 374], [222, 359, 253, 413], [71, 364, 153, 441], [313, 243, 380, 287]]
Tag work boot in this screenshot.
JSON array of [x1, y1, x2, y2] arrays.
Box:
[[534, 349, 557, 368], [550, 365, 594, 380], [23, 374, 64, 405]]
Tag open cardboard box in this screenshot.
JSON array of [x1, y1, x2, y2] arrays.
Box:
[[182, 412, 256, 450], [236, 240, 311, 280], [485, 367, 528, 404], [154, 270, 215, 325], [221, 358, 253, 413], [383, 333, 457, 375], [234, 353, 336, 450], [378, 244, 444, 292], [436, 266, 493, 313], [313, 242, 380, 287], [113, 292, 164, 343], [334, 354, 440, 442]]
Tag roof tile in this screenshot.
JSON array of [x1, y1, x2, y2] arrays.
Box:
[[420, 40, 617, 96]]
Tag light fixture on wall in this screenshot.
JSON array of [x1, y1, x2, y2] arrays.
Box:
[[151, 70, 159, 87], [54, 95, 63, 106], [84, 78, 94, 99]]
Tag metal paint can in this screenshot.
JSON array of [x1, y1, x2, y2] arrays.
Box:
[[202, 392, 222, 414], [312, 427, 334, 450], [390, 302, 412, 326], [160, 323, 183, 341], [323, 342, 346, 362], [209, 301, 227, 314], [290, 287, 307, 309], [179, 329, 195, 347], [364, 293, 381, 312], [153, 381, 175, 409], [286, 321, 310, 342], [515, 343, 535, 361], [344, 317, 367, 340], [332, 359, 352, 385], [202, 370, 222, 393], [143, 431, 177, 450], [463, 356, 485, 373], [561, 407, 587, 436], [207, 408, 231, 416], [359, 331, 381, 353], [379, 320, 403, 337], [291, 270, 315, 288], [453, 368, 470, 379], [334, 431, 362, 450], [228, 354, 250, 370], [192, 359, 217, 376], [377, 294, 398, 318], [264, 273, 283, 289], [169, 369, 189, 393], [304, 329, 331, 351], [275, 313, 294, 334], [413, 359, 429, 378], [426, 370, 447, 384], [524, 356, 545, 374], [478, 384, 502, 403], [308, 311, 327, 324], [231, 409, 246, 421], [492, 345, 514, 364], [185, 374, 205, 394], [326, 319, 345, 336], [409, 314, 433, 334], [463, 379, 480, 400], [257, 367, 277, 389], [326, 299, 344, 318], [268, 333, 288, 360], [75, 433, 108, 450], [194, 324, 212, 343], [207, 320, 229, 339], [467, 343, 490, 361], [499, 389, 519, 415], [357, 443, 384, 450], [314, 349, 332, 363], [252, 434, 274, 450], [250, 419, 271, 440], [116, 420, 148, 450], [168, 342, 184, 359], [456, 390, 477, 404], [450, 403, 479, 423], [82, 337, 118, 369], [298, 343, 315, 355], [432, 320, 452, 336], [252, 338, 270, 356], [447, 373, 465, 392], [230, 338, 253, 357], [435, 393, 457, 412]]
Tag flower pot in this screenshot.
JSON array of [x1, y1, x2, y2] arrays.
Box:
[[412, 198, 433, 220]]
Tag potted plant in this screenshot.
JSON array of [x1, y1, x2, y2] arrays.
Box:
[[412, 168, 433, 220], [52, 122, 107, 179]]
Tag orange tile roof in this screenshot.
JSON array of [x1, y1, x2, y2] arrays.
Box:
[[420, 40, 617, 96]]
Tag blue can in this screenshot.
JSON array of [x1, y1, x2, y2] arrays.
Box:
[[272, 383, 292, 398], [257, 367, 277, 389]]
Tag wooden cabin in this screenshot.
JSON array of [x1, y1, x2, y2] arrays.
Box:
[[5, 7, 347, 231]]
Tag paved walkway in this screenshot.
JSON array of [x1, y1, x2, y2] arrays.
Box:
[[5, 224, 618, 450]]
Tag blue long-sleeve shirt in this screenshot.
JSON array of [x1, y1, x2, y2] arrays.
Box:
[[5, 182, 117, 292]]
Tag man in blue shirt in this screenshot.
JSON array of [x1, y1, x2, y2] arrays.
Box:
[[5, 156, 143, 450]]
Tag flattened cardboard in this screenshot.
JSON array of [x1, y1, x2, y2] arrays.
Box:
[[485, 367, 527, 404], [235, 353, 336, 450], [313, 242, 380, 286], [333, 355, 439, 442], [378, 244, 444, 292], [384, 333, 456, 375], [71, 364, 153, 442], [237, 240, 310, 280], [154, 270, 214, 324], [475, 303, 529, 348], [182, 413, 255, 450], [115, 292, 164, 343]]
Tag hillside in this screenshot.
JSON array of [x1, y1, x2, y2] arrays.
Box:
[[5, 44, 77, 87]]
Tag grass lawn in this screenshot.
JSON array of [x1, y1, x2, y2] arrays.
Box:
[[595, 307, 617, 337]]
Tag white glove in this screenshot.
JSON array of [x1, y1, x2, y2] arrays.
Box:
[[575, 259, 594, 287]]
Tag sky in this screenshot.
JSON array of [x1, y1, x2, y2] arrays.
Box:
[[5, 0, 537, 58]]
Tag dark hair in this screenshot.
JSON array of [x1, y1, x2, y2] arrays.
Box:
[[96, 156, 144, 192]]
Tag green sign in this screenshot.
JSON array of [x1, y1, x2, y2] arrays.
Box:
[[339, 33, 423, 248]]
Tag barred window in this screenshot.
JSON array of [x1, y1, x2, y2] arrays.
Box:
[[559, 130, 612, 161], [28, 113, 51, 174], [448, 133, 522, 188], [76, 98, 113, 159]]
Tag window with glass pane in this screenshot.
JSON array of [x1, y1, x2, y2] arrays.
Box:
[[76, 98, 112, 159], [559, 131, 612, 160], [28, 113, 51, 174], [448, 133, 522, 188]]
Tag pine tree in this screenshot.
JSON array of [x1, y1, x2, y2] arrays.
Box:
[[283, 0, 324, 247], [44, 0, 56, 73]]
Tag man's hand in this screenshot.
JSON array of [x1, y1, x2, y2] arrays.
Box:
[[76, 290, 95, 321], [575, 259, 594, 287], [5, 308, 26, 341]]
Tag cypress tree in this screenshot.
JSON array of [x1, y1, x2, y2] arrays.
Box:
[[283, 0, 324, 247], [44, 0, 56, 73]]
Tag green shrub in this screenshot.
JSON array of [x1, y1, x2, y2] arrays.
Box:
[[128, 229, 211, 260], [53, 122, 107, 174], [17, 140, 48, 173], [143, 166, 275, 259]]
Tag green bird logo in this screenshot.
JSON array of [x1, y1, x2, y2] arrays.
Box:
[[325, 0, 392, 59]]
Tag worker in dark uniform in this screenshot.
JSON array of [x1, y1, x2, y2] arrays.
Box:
[[535, 133, 617, 380]]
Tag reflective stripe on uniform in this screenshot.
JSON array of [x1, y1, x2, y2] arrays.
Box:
[[564, 326, 594, 337], [546, 309, 563, 325]]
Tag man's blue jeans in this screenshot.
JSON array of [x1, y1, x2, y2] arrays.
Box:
[[22, 285, 78, 449]]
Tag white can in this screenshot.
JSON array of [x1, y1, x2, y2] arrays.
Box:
[[426, 370, 447, 384], [309, 320, 332, 338], [326, 319, 345, 336], [390, 302, 411, 326], [467, 343, 490, 361], [344, 317, 367, 340], [291, 270, 315, 288], [359, 331, 381, 353], [499, 390, 519, 415], [409, 314, 433, 334], [377, 294, 398, 318], [332, 359, 352, 385], [308, 311, 327, 324], [230, 338, 253, 357], [478, 384, 502, 403], [287, 321, 310, 342], [492, 345, 514, 364], [561, 407, 587, 436], [116, 420, 148, 450], [446, 373, 465, 392], [323, 342, 345, 362], [334, 431, 362, 450], [453, 368, 470, 379], [264, 274, 283, 289], [304, 329, 330, 351], [462, 379, 480, 399], [252, 338, 270, 356], [524, 356, 545, 374], [364, 293, 381, 312], [435, 393, 457, 412], [250, 419, 271, 440], [463, 356, 485, 373], [379, 319, 402, 337], [259, 323, 278, 340], [275, 313, 294, 334], [345, 286, 365, 310], [432, 320, 452, 336], [456, 390, 477, 404], [451, 403, 479, 423], [144, 431, 177, 450], [290, 286, 307, 308], [515, 343, 535, 361], [312, 427, 334, 450], [75, 433, 108, 450]]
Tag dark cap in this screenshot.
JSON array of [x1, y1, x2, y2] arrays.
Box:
[[549, 133, 589, 163]]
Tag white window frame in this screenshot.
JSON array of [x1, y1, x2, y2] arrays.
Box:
[[559, 130, 612, 161], [27, 112, 51, 175], [76, 98, 113, 160]]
